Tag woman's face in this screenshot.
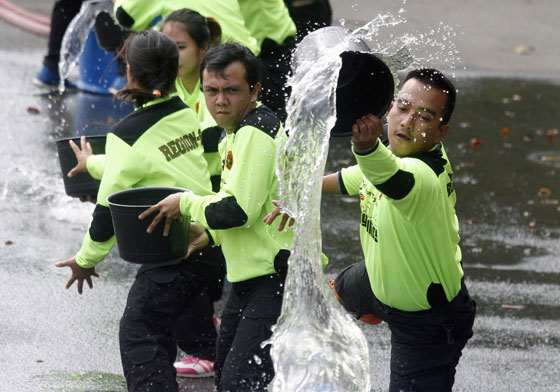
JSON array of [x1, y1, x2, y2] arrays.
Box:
[[161, 21, 207, 81]]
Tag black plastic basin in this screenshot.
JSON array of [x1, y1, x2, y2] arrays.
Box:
[[56, 135, 106, 197], [334, 51, 394, 136], [107, 186, 189, 264], [293, 26, 395, 137]]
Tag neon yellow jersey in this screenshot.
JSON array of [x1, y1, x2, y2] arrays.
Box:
[[175, 78, 222, 192], [237, 0, 296, 48], [179, 105, 293, 282], [76, 95, 212, 268], [340, 142, 463, 311], [113, 0, 260, 55]]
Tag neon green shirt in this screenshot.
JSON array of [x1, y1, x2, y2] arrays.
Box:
[[175, 78, 222, 192], [113, 0, 260, 55], [339, 142, 463, 311], [76, 95, 212, 268], [178, 105, 293, 282], [237, 0, 296, 48]]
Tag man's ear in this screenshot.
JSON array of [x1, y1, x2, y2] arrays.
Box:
[[250, 82, 261, 102], [438, 124, 451, 141]]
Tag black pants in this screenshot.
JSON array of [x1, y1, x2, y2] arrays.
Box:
[[43, 0, 84, 73], [258, 36, 296, 123], [119, 245, 225, 392], [334, 262, 476, 392], [173, 266, 225, 361], [214, 272, 286, 392], [287, 0, 332, 43]]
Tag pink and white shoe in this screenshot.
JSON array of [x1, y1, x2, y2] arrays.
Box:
[[175, 356, 215, 378], [213, 314, 221, 331]]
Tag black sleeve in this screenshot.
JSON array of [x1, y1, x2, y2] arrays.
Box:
[[89, 204, 115, 242], [115, 6, 134, 29], [204, 196, 248, 230]]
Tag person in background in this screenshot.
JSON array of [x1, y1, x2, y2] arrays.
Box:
[[160, 8, 225, 378], [139, 43, 293, 391], [112, 0, 259, 54], [55, 30, 225, 392], [237, 0, 297, 122], [33, 0, 83, 87], [268, 68, 476, 392], [285, 0, 332, 43]]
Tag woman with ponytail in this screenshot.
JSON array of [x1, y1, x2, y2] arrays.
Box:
[[55, 29, 225, 392], [160, 8, 226, 379]]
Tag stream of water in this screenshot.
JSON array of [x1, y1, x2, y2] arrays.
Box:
[[58, 0, 112, 93], [269, 9, 462, 391]]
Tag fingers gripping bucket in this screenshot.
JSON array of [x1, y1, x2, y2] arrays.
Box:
[[107, 187, 190, 264], [56, 135, 106, 197], [293, 26, 395, 137]]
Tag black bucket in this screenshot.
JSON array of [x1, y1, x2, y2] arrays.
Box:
[[56, 135, 106, 197], [294, 26, 395, 137], [107, 186, 189, 264]]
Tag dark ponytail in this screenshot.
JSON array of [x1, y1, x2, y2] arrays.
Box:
[[163, 8, 222, 49], [115, 29, 179, 108]]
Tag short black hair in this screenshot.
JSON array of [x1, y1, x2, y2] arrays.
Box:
[[403, 68, 456, 125], [200, 43, 260, 89]]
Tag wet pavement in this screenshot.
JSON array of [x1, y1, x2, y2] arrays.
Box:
[[1, 1, 560, 391]]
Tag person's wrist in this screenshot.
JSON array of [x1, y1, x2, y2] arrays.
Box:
[[352, 139, 379, 155]]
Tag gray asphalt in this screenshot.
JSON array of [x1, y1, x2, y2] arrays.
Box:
[[1, 1, 559, 391]]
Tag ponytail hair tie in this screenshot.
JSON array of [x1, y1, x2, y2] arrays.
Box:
[[152, 89, 162, 98]]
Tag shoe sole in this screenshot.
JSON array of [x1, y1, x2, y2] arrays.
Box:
[[176, 372, 215, 378]]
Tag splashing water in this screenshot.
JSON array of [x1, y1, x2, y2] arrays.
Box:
[[58, 0, 113, 93], [353, 10, 463, 75], [269, 9, 462, 392], [268, 32, 370, 392]]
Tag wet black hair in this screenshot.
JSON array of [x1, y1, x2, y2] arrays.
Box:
[[200, 43, 260, 89], [403, 68, 456, 125], [163, 8, 222, 49], [115, 29, 178, 108]]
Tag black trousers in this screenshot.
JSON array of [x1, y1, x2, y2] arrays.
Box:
[[173, 267, 225, 361], [214, 272, 286, 392], [258, 36, 296, 123], [43, 0, 84, 73], [334, 262, 476, 392], [287, 0, 332, 43], [119, 245, 225, 392]]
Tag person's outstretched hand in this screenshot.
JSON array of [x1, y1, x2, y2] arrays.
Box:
[[351, 114, 384, 153], [138, 192, 183, 236], [263, 200, 295, 231], [55, 257, 99, 294], [68, 136, 94, 178], [185, 223, 209, 259]]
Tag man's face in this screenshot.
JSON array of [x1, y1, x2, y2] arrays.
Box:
[[202, 61, 260, 133], [386, 78, 450, 157]]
